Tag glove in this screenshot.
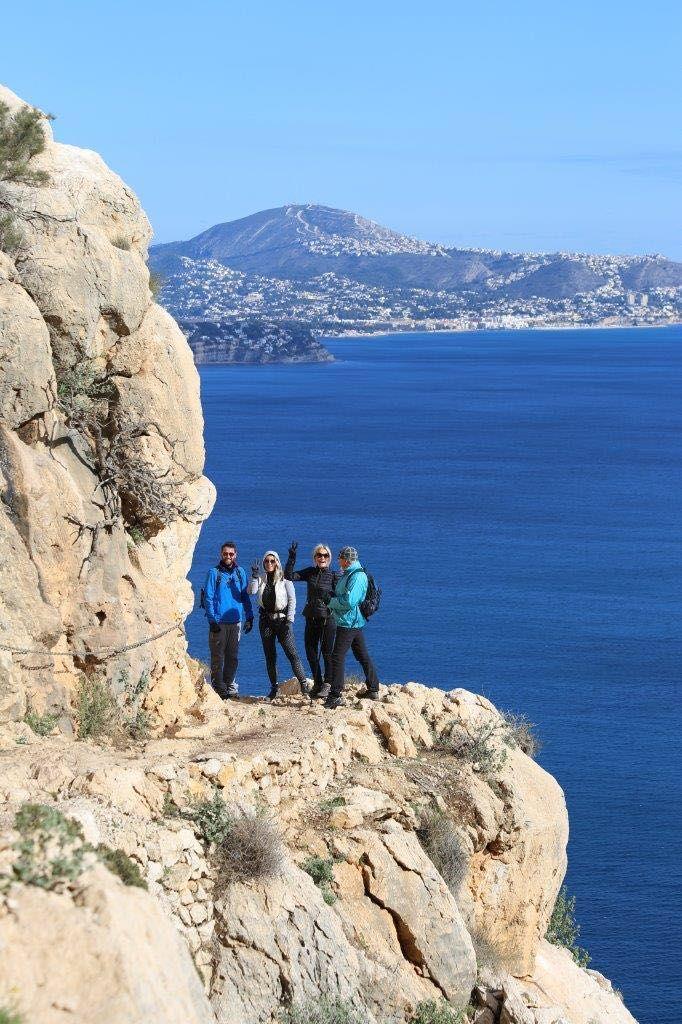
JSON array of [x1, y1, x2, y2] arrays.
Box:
[[243, 619, 253, 634], [321, 592, 332, 606], [251, 560, 260, 579], [209, 622, 221, 634], [288, 540, 298, 559]]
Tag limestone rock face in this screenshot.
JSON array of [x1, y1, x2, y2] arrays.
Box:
[[0, 683, 637, 1023], [0, 84, 214, 725], [0, 865, 215, 1024], [522, 941, 638, 1024]]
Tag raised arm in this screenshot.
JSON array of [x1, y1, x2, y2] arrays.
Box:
[[284, 541, 309, 582]]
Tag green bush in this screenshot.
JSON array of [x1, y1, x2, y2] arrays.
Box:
[[319, 795, 346, 813], [97, 845, 147, 888], [0, 1005, 24, 1024], [0, 100, 51, 185], [111, 235, 131, 250], [1, 803, 148, 894], [417, 809, 468, 893], [279, 997, 364, 1024], [187, 789, 233, 845], [0, 213, 23, 254], [302, 855, 337, 904], [546, 886, 590, 967], [75, 675, 116, 740], [409, 1000, 467, 1024], [7, 804, 87, 891], [24, 709, 59, 736], [75, 670, 150, 743]]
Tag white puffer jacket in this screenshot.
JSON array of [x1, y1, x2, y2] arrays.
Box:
[[248, 550, 297, 622]]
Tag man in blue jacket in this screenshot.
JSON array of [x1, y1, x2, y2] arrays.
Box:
[[203, 541, 254, 699], [324, 546, 380, 709]]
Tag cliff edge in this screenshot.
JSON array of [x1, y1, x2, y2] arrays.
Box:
[[0, 85, 215, 730], [0, 683, 636, 1024], [0, 88, 638, 1024]]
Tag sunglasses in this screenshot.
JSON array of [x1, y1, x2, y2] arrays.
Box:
[[315, 553, 330, 559], [263, 557, 276, 564]]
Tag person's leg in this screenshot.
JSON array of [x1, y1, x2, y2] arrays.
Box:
[[276, 620, 308, 686], [209, 625, 228, 697], [258, 617, 278, 690], [222, 622, 242, 696], [304, 619, 323, 689], [350, 630, 380, 692], [328, 627, 355, 699], [320, 617, 337, 694]]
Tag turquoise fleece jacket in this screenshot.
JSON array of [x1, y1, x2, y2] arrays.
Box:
[[328, 560, 368, 629]]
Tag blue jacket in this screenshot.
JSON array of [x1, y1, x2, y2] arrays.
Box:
[[203, 565, 253, 625], [328, 561, 368, 629]]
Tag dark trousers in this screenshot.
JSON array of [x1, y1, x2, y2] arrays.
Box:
[[304, 616, 336, 689], [208, 622, 241, 696], [259, 616, 307, 689], [329, 626, 379, 697]]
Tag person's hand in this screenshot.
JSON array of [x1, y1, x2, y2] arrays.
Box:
[[321, 592, 332, 606], [243, 619, 253, 634], [251, 560, 260, 579], [209, 622, 221, 634], [288, 540, 298, 559]]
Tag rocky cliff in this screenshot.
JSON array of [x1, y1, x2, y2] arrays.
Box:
[[0, 87, 639, 1024], [178, 317, 333, 364], [0, 683, 637, 1024], [0, 85, 214, 730]]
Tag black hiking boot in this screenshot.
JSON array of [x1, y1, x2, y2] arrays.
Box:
[[357, 687, 380, 700], [311, 684, 330, 700], [323, 695, 346, 710]]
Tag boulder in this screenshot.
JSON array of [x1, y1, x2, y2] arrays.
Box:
[[0, 865, 214, 1024], [522, 941, 638, 1024]]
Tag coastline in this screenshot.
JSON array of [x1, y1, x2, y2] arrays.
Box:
[[321, 319, 682, 341]]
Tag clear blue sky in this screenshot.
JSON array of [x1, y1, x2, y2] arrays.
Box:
[[3, 0, 681, 257]]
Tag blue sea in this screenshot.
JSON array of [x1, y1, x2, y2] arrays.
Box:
[[186, 327, 682, 1023]]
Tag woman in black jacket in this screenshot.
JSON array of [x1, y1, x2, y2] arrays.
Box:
[[284, 541, 341, 699]]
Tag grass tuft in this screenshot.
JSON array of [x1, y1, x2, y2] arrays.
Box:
[[279, 997, 365, 1024]]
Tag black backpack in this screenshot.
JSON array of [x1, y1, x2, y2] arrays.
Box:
[[347, 567, 382, 619]]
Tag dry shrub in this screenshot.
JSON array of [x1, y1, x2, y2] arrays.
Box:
[[216, 810, 283, 883], [417, 809, 469, 894], [499, 710, 542, 758], [188, 791, 283, 888]]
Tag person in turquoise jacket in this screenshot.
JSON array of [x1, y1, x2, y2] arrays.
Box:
[[203, 540, 253, 699], [325, 546, 379, 708]]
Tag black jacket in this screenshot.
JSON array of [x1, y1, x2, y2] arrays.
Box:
[[284, 555, 341, 620]]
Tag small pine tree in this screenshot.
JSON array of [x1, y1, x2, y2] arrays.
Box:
[[0, 101, 52, 185]]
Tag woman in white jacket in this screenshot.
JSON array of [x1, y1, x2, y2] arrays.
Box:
[[249, 550, 310, 699]]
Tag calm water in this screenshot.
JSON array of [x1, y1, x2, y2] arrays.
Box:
[[186, 327, 682, 1023]]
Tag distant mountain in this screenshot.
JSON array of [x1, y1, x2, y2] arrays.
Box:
[[151, 204, 682, 335], [178, 317, 332, 364]]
